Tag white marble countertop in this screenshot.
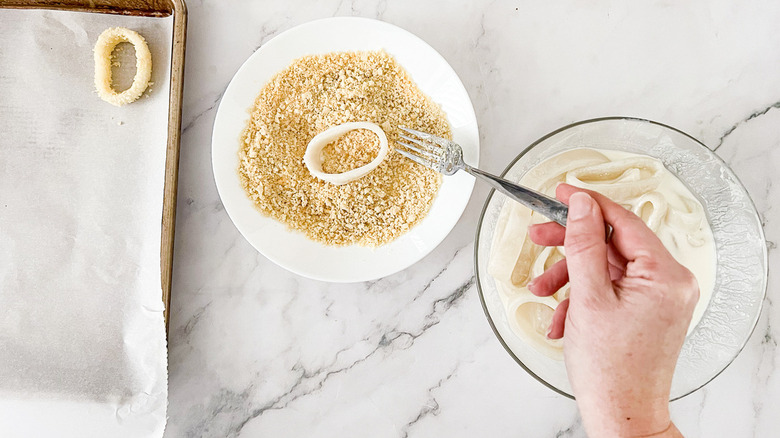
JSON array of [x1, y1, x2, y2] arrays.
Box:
[[166, 1, 780, 436]]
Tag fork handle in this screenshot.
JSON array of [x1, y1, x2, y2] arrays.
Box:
[[464, 165, 614, 241], [464, 165, 569, 227]]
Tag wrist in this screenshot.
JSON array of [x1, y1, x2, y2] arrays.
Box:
[[579, 396, 673, 437]]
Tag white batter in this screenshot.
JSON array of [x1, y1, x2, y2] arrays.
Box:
[[488, 148, 716, 360]]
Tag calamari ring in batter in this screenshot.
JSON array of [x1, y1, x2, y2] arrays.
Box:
[[93, 27, 152, 106]]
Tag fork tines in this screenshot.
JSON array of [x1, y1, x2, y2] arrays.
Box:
[[395, 127, 444, 171]]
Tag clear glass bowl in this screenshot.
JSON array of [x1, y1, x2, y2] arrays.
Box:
[[475, 117, 768, 399]]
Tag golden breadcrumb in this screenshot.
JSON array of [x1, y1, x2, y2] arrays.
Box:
[[238, 50, 451, 246]]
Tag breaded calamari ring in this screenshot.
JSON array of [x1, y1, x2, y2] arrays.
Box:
[[93, 27, 152, 106], [303, 122, 389, 186]]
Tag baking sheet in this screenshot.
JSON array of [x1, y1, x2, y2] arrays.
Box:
[[0, 8, 171, 437]]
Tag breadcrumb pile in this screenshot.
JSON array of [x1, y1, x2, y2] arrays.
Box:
[[238, 50, 451, 246]]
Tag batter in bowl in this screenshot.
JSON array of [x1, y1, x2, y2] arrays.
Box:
[[488, 148, 716, 360]]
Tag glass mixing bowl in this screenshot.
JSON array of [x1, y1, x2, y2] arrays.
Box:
[[475, 117, 767, 399]]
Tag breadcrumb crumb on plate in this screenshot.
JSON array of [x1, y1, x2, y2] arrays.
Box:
[[212, 17, 479, 282]]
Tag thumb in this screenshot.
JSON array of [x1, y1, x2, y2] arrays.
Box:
[[564, 192, 613, 304]]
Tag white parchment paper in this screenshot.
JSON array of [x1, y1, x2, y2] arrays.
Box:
[[0, 8, 172, 437]]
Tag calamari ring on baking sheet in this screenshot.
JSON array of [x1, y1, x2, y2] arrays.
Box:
[[303, 122, 389, 186], [93, 27, 152, 106]]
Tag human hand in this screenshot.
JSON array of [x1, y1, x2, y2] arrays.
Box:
[[527, 183, 698, 437]]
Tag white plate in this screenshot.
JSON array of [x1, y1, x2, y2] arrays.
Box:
[[212, 17, 479, 282]]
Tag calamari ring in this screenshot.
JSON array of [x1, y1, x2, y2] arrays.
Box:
[[93, 27, 152, 106], [303, 122, 389, 186], [504, 293, 564, 360], [565, 156, 664, 202], [631, 191, 668, 232]]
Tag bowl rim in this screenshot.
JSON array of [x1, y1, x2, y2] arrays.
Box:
[[473, 115, 769, 401]]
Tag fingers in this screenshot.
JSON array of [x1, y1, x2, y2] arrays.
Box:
[[556, 183, 669, 261], [547, 298, 569, 339], [531, 221, 627, 280], [563, 192, 613, 303], [529, 222, 565, 246], [607, 244, 628, 280], [528, 259, 569, 297]]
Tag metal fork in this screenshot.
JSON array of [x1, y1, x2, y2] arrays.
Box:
[[396, 127, 571, 227]]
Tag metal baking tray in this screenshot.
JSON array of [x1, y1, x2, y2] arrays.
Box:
[[0, 0, 187, 331]]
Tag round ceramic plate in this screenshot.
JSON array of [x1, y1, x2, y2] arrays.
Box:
[[212, 17, 479, 282]]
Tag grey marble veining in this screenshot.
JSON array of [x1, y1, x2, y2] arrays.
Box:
[[166, 1, 780, 436]]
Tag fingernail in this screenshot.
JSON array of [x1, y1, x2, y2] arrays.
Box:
[[546, 325, 553, 339], [568, 192, 592, 221]]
